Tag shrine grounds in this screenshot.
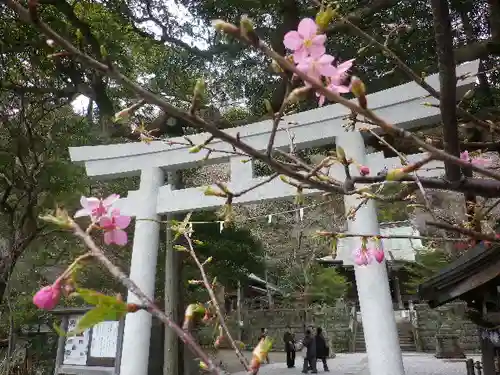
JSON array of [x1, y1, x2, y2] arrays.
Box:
[[217, 350, 481, 375]]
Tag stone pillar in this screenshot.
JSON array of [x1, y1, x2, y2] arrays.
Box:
[[164, 172, 181, 375], [120, 168, 164, 375], [337, 132, 405, 375], [481, 334, 496, 375], [393, 275, 404, 310]]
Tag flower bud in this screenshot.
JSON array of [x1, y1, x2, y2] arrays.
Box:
[[372, 248, 385, 263], [354, 252, 369, 266], [193, 78, 206, 99], [264, 99, 274, 117], [286, 86, 311, 104], [240, 15, 259, 45], [315, 5, 337, 31], [46, 39, 55, 47], [173, 245, 188, 252], [99, 45, 108, 58], [385, 168, 407, 181], [351, 76, 367, 109], [359, 165, 370, 176], [212, 20, 239, 35], [463, 89, 475, 100], [126, 303, 141, 313], [33, 280, 62, 310], [336, 145, 347, 164], [204, 186, 225, 197], [75, 29, 83, 43], [350, 76, 366, 98], [270, 60, 283, 73], [189, 145, 202, 153]]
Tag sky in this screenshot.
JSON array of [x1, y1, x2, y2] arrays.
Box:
[[71, 0, 204, 115]]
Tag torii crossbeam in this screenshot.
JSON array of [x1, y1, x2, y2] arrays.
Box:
[[68, 60, 479, 375]]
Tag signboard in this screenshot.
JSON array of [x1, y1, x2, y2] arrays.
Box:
[[53, 310, 125, 375], [90, 321, 119, 358], [63, 315, 90, 365]]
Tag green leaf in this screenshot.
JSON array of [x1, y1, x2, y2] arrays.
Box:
[[53, 322, 67, 337], [71, 307, 113, 334], [76, 288, 126, 310]]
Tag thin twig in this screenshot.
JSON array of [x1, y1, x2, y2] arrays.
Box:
[[366, 128, 436, 218], [233, 173, 280, 197], [317, 231, 469, 242], [426, 220, 500, 242], [341, 18, 500, 133], [183, 234, 250, 371], [70, 220, 221, 375], [266, 82, 291, 156]]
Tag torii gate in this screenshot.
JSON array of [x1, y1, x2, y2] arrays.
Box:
[[69, 60, 479, 375]]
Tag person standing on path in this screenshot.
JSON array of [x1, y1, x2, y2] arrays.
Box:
[[258, 328, 271, 364], [283, 326, 296, 368], [315, 327, 329, 372], [302, 329, 317, 374]]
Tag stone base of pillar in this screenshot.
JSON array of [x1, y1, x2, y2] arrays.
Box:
[[434, 335, 466, 359]]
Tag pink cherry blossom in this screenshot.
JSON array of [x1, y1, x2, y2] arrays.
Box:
[[33, 280, 62, 310], [369, 248, 385, 263], [317, 77, 351, 106], [460, 150, 470, 161], [283, 18, 326, 63], [460, 150, 490, 166], [74, 194, 119, 220], [317, 59, 354, 106], [359, 166, 370, 176], [99, 208, 131, 246], [354, 248, 370, 266], [296, 54, 338, 83]]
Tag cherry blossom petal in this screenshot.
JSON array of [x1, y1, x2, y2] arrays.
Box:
[[283, 31, 303, 50], [114, 215, 131, 229], [293, 48, 309, 64], [308, 43, 326, 59], [112, 229, 128, 246], [311, 34, 327, 46], [318, 54, 335, 65], [322, 65, 339, 77], [297, 18, 318, 39], [74, 208, 90, 218], [336, 59, 355, 75], [103, 194, 120, 206], [296, 59, 312, 73], [103, 231, 113, 245], [80, 196, 90, 208], [354, 251, 369, 266], [336, 85, 350, 93], [99, 216, 113, 229], [472, 158, 490, 166]]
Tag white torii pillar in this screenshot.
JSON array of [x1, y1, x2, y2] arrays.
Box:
[[120, 168, 164, 375], [337, 131, 405, 375]]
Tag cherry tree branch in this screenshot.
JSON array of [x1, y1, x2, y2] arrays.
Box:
[[8, 0, 500, 198], [70, 220, 221, 375], [342, 18, 500, 133], [183, 233, 250, 371]]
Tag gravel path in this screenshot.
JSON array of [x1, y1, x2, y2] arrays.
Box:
[[232, 353, 479, 375]]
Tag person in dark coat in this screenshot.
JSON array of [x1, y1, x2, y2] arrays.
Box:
[[315, 327, 329, 371], [283, 326, 296, 368], [302, 329, 317, 374]]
